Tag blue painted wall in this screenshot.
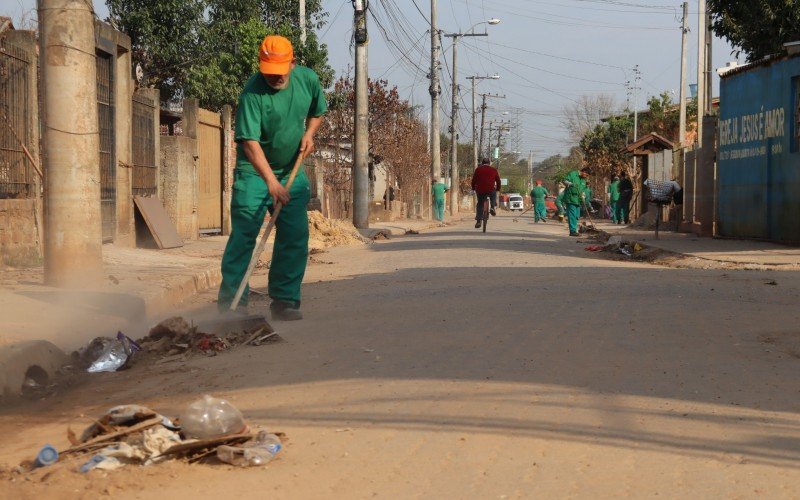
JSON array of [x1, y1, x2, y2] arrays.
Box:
[[718, 55, 800, 243]]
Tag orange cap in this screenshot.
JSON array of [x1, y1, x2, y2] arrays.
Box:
[[259, 35, 294, 75], [536, 180, 543, 185]]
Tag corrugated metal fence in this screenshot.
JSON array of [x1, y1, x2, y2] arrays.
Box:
[[0, 38, 32, 199]]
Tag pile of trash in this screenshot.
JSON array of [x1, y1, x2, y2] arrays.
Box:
[[585, 234, 647, 258], [307, 211, 369, 250], [18, 396, 285, 474], [72, 316, 279, 374]]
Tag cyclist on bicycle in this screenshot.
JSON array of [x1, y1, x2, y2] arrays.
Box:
[[471, 158, 501, 228]]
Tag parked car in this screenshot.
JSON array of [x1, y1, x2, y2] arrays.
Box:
[[508, 194, 524, 211]]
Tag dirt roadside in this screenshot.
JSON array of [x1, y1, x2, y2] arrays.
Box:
[[3, 216, 800, 498]]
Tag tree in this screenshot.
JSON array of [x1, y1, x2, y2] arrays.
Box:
[[708, 1, 800, 61], [107, 0, 207, 102], [106, 0, 334, 108], [561, 95, 617, 143], [580, 115, 634, 181]]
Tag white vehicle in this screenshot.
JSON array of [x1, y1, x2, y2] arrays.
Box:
[[508, 194, 524, 211]]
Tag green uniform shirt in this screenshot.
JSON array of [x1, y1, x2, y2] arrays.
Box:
[[608, 180, 620, 202], [235, 66, 328, 177], [531, 185, 549, 202], [432, 182, 448, 201], [563, 170, 585, 206]]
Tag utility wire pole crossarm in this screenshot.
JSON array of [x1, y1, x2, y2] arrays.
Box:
[[352, 0, 369, 228], [467, 75, 500, 178]]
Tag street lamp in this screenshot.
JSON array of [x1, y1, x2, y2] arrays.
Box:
[[443, 18, 500, 216]]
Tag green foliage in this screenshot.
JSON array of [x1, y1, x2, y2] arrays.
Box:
[[107, 0, 206, 101], [708, 1, 800, 61], [106, 0, 334, 109]]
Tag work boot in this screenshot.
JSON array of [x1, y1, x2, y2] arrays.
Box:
[[270, 300, 303, 321], [490, 208, 496, 216], [569, 232, 580, 237], [474, 221, 482, 228]]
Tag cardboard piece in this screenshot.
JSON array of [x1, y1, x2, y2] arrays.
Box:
[[133, 196, 184, 249]]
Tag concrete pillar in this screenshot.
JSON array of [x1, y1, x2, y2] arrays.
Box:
[[221, 105, 232, 235], [183, 98, 199, 140], [114, 36, 134, 246], [39, 0, 102, 286]]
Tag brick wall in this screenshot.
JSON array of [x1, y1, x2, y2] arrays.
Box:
[[0, 199, 40, 266]]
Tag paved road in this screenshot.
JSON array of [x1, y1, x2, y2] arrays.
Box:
[[4, 214, 800, 498]]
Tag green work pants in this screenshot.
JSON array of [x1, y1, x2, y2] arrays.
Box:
[[534, 201, 547, 221], [616, 199, 629, 224], [218, 168, 311, 311], [566, 203, 581, 234], [434, 199, 445, 221], [610, 200, 618, 222]]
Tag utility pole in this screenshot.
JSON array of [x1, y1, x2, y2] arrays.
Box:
[[704, 4, 713, 113], [448, 40, 459, 215], [40, 0, 103, 286], [678, 1, 689, 147], [467, 75, 500, 173], [429, 0, 441, 190], [444, 34, 490, 216], [697, 0, 707, 146], [299, 0, 306, 47], [478, 93, 505, 159], [528, 151, 534, 192], [352, 1, 369, 228]]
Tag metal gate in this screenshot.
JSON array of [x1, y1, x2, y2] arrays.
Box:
[[198, 108, 222, 232], [132, 92, 156, 197], [0, 38, 32, 199], [96, 51, 116, 242]]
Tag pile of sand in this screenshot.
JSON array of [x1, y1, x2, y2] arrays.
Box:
[[307, 211, 369, 250], [629, 210, 658, 230]]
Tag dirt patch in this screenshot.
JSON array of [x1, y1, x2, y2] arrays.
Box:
[[307, 211, 369, 250], [759, 332, 800, 359]]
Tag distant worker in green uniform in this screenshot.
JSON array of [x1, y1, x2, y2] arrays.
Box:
[[563, 167, 591, 237], [431, 178, 448, 223], [531, 180, 549, 223], [607, 175, 620, 223], [217, 35, 327, 321], [583, 184, 593, 214]]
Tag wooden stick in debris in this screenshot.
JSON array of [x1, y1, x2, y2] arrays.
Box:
[[160, 433, 255, 457], [242, 327, 267, 346], [62, 417, 163, 455]]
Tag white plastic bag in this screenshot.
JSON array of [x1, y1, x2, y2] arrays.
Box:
[[181, 395, 246, 439]]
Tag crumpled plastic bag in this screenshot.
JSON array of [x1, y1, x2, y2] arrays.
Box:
[[182, 395, 246, 439], [87, 332, 141, 373]]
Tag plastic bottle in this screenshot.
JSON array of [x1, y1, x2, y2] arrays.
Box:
[[34, 444, 58, 467], [182, 395, 246, 439], [216, 432, 282, 467]]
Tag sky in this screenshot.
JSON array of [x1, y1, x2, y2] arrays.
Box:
[[3, 0, 741, 159]]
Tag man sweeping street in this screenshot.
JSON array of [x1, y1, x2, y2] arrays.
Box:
[[217, 35, 327, 321], [607, 175, 620, 223], [563, 167, 591, 237], [531, 180, 549, 223]]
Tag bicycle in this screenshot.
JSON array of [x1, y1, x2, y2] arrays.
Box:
[[481, 196, 490, 233]]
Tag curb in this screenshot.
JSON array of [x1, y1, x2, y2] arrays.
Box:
[[140, 265, 223, 318], [0, 340, 69, 401]]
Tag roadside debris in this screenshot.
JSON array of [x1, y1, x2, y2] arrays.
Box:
[[86, 332, 141, 373], [16, 397, 285, 475], [183, 395, 247, 439]]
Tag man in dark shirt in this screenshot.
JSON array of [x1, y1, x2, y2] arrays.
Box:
[[617, 171, 634, 224], [471, 158, 501, 228]]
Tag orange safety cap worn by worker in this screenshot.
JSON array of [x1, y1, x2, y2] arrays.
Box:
[[259, 35, 294, 75], [536, 180, 543, 185]]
